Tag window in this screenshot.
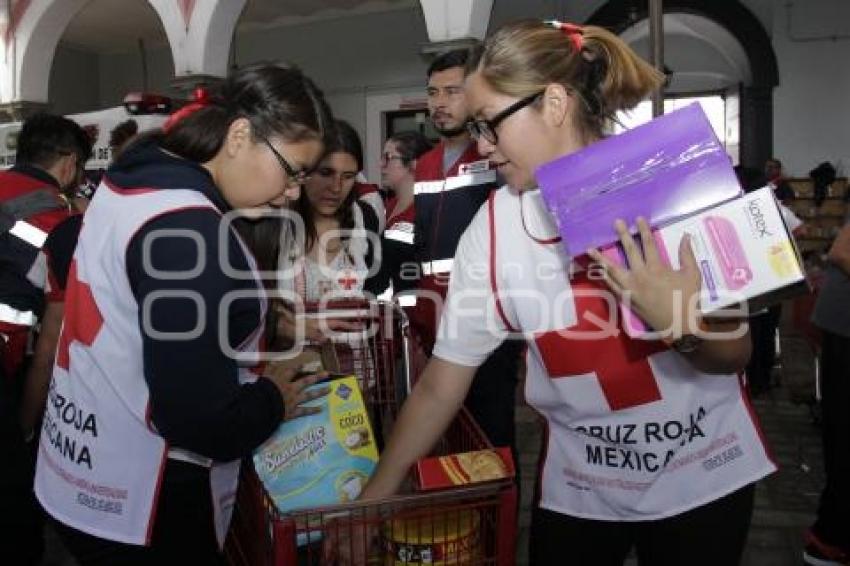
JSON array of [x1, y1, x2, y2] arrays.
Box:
[[384, 109, 440, 145], [614, 95, 728, 150]]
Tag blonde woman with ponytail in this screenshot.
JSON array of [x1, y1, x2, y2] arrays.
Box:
[[351, 20, 773, 565]]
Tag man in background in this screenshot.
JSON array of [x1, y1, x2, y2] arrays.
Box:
[[409, 48, 522, 460], [0, 113, 91, 565]]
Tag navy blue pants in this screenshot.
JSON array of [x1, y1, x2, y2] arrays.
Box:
[[530, 484, 755, 566], [812, 330, 850, 552]]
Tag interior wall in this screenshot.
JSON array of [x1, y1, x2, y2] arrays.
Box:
[[768, 0, 850, 177], [43, 0, 850, 179], [233, 9, 432, 138], [97, 42, 174, 108], [48, 44, 101, 115]]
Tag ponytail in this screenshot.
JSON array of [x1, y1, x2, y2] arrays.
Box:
[[582, 26, 664, 117], [474, 20, 663, 137], [160, 63, 333, 164]]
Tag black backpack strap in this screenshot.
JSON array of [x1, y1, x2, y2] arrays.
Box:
[[357, 200, 386, 296], [357, 198, 380, 236]]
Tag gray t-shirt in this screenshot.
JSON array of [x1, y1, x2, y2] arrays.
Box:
[[812, 221, 850, 338], [442, 143, 466, 175]]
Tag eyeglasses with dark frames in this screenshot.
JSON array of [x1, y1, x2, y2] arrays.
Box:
[[262, 138, 310, 186], [466, 90, 545, 145], [380, 152, 405, 165]]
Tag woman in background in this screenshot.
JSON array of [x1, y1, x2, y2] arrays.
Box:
[[372, 130, 433, 297]]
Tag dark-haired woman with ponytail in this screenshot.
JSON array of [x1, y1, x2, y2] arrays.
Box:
[[351, 21, 774, 566], [34, 64, 334, 564]]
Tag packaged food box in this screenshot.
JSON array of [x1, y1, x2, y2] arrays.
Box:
[[253, 375, 378, 513], [415, 447, 514, 491]]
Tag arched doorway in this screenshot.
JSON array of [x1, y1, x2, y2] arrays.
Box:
[[587, 1, 779, 169], [50, 0, 171, 115]]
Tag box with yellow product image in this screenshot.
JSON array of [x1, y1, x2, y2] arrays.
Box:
[[415, 447, 515, 491], [601, 186, 808, 334], [652, 186, 808, 314], [253, 375, 378, 513]]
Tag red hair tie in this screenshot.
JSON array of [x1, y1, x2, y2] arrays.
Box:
[[163, 87, 212, 133], [545, 20, 584, 52]]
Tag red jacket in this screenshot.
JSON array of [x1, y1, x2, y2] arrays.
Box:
[[411, 141, 498, 350], [0, 165, 72, 376]]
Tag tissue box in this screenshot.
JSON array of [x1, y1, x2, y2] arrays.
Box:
[[605, 187, 807, 323], [536, 103, 742, 256], [415, 448, 514, 491]]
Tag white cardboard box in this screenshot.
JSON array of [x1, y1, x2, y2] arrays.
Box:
[[660, 186, 807, 313], [605, 186, 808, 328]]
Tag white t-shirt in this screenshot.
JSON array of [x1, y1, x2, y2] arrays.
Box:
[[299, 251, 363, 303], [434, 186, 776, 521], [279, 203, 370, 303]]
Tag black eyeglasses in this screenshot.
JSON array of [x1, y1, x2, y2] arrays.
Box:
[[262, 138, 310, 186], [380, 152, 405, 165], [466, 90, 545, 145]]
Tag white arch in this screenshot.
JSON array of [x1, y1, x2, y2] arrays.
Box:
[[0, 0, 245, 107], [2, 0, 89, 104], [620, 13, 752, 91], [148, 0, 245, 78]]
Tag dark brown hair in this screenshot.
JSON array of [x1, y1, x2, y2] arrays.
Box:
[[388, 130, 433, 166], [159, 63, 333, 163], [294, 120, 363, 254], [109, 119, 139, 149], [16, 113, 93, 169]]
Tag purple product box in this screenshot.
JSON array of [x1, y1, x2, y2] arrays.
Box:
[[536, 103, 742, 257]]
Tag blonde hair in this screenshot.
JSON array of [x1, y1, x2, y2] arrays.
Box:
[[473, 20, 664, 137]]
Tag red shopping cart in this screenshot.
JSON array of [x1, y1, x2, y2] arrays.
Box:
[[224, 299, 518, 566]]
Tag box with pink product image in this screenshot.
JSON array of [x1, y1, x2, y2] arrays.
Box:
[[603, 186, 808, 332]]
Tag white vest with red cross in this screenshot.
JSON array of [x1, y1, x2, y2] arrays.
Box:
[[34, 180, 265, 546], [458, 187, 775, 520]]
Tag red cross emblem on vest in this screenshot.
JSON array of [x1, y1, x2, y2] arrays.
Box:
[[338, 271, 358, 291], [534, 274, 667, 411], [57, 260, 104, 370]]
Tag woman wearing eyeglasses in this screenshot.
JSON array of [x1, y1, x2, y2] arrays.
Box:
[[353, 21, 773, 566], [34, 64, 334, 565], [370, 131, 434, 297]]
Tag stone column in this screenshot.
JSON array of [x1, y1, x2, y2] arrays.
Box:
[[739, 85, 774, 170], [148, 0, 245, 81]]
